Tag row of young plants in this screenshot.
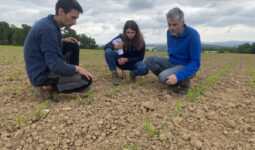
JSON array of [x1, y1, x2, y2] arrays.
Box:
[[0, 100, 49, 131], [248, 59, 255, 90], [187, 57, 239, 101], [247, 58, 255, 147]]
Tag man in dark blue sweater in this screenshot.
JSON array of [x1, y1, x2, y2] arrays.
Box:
[[145, 7, 201, 94], [24, 0, 93, 102]]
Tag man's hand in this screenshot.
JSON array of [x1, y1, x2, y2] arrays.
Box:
[[114, 42, 124, 50], [166, 74, 178, 85], [62, 37, 79, 44], [75, 66, 94, 80], [118, 58, 128, 65]]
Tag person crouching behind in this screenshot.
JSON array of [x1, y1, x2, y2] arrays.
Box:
[[104, 20, 148, 86]]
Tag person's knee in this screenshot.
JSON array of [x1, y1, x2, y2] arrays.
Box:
[[81, 75, 92, 86], [158, 72, 168, 83], [135, 62, 148, 75], [104, 48, 114, 57], [144, 55, 155, 67], [140, 65, 149, 75]]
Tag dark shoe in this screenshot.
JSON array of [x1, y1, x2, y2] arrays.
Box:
[[112, 72, 120, 86], [152, 67, 165, 76], [48, 99, 59, 103], [178, 79, 191, 94], [32, 86, 53, 100], [130, 71, 136, 83], [164, 85, 179, 93], [78, 86, 91, 93], [119, 70, 126, 80]]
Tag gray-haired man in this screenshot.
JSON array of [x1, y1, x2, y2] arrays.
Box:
[[145, 7, 201, 94]]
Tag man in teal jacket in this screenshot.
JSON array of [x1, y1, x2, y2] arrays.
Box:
[[145, 7, 201, 94], [24, 0, 93, 102]]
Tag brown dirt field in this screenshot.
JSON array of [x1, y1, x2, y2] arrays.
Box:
[[0, 46, 255, 150]]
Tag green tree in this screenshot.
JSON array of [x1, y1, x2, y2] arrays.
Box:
[[11, 24, 31, 45], [78, 34, 97, 49], [237, 43, 251, 53], [0, 21, 10, 44], [7, 25, 16, 45], [62, 27, 78, 39], [251, 43, 255, 54]]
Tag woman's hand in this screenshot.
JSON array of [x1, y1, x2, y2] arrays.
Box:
[[114, 42, 124, 50], [118, 58, 128, 65]]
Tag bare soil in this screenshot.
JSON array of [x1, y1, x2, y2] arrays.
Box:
[[0, 46, 255, 150]]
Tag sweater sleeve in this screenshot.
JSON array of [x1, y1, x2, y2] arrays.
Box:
[[174, 33, 201, 82], [40, 28, 76, 76]]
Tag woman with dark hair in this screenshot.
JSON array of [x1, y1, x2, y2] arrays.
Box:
[[104, 20, 148, 86]]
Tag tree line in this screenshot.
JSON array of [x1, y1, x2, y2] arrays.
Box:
[[0, 21, 99, 49], [202, 43, 255, 54]]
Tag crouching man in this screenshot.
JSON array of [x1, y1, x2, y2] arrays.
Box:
[[145, 7, 201, 94], [24, 0, 93, 102]]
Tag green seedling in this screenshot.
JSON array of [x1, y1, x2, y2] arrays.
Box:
[[152, 121, 166, 140], [16, 113, 22, 130], [150, 107, 157, 111], [13, 87, 19, 95], [132, 80, 147, 89], [8, 72, 14, 81], [35, 100, 49, 120], [115, 84, 122, 92], [145, 115, 153, 139], [77, 90, 94, 105], [85, 90, 93, 105], [77, 93, 84, 105], [8, 71, 19, 81], [23, 100, 49, 124], [174, 100, 183, 116], [145, 115, 165, 140], [106, 88, 115, 98], [132, 83, 138, 89], [123, 142, 144, 150], [138, 79, 147, 86], [100, 69, 108, 78], [0, 118, 5, 127], [188, 58, 238, 101]]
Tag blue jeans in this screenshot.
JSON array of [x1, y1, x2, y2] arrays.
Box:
[[104, 48, 148, 76], [144, 55, 185, 83]]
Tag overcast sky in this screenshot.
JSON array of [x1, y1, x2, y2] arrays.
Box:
[[1, 0, 255, 44]]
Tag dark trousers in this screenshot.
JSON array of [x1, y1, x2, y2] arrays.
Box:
[[43, 42, 92, 93], [63, 42, 80, 65]]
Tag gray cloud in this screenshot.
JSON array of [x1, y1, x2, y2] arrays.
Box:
[[0, 0, 254, 44], [128, 0, 155, 10]]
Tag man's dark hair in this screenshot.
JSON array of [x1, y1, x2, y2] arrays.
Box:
[[55, 0, 83, 15]]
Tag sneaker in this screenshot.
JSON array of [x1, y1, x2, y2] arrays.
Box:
[[178, 79, 191, 94], [112, 72, 120, 86], [129, 71, 136, 83]]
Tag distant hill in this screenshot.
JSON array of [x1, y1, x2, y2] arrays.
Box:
[[203, 41, 254, 47], [146, 41, 255, 51]]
